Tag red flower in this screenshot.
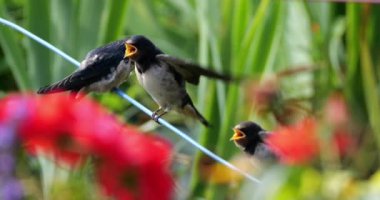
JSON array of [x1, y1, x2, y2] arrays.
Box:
[[324, 93, 349, 127], [1, 93, 174, 199], [0, 94, 128, 165], [266, 118, 319, 165], [332, 129, 356, 157], [16, 94, 92, 165], [96, 130, 173, 200]]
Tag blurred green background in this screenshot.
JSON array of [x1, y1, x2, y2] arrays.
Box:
[[1, 0, 380, 199]]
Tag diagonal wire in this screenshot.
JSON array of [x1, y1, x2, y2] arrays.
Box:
[[0, 17, 261, 184]]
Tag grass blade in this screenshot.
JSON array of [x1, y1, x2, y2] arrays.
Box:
[[98, 0, 130, 43], [25, 0, 51, 88], [50, 0, 79, 80]]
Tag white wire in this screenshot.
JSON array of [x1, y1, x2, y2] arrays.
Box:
[[0, 17, 261, 184]]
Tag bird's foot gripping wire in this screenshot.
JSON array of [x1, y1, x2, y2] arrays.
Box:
[[151, 108, 167, 124]]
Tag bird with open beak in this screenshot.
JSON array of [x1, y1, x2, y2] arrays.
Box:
[[37, 39, 134, 98], [124, 35, 232, 126], [231, 121, 269, 156]]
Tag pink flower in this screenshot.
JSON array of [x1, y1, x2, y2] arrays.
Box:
[[324, 93, 349, 127]]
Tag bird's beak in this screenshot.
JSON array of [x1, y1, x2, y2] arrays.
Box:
[[124, 43, 137, 58], [230, 128, 246, 141]]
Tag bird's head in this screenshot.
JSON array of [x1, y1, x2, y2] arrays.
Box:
[[124, 35, 159, 62], [230, 121, 266, 152]]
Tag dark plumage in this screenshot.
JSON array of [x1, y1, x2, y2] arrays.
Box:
[[231, 121, 268, 155], [37, 39, 134, 97], [124, 35, 232, 126]]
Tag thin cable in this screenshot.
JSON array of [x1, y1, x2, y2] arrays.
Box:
[[0, 18, 80, 67], [0, 17, 261, 184], [114, 89, 260, 183]]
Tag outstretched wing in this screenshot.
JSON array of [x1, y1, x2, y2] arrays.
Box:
[[156, 54, 232, 85]]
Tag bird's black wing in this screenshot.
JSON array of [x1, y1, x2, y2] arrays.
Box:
[[156, 54, 232, 85], [38, 40, 127, 94]]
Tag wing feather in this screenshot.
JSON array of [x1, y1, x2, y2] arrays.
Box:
[[156, 54, 232, 85]]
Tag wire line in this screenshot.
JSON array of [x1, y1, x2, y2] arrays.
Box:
[[0, 17, 261, 184]]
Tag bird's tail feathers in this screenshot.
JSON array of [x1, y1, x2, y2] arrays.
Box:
[[37, 84, 66, 94], [37, 77, 76, 94], [182, 103, 210, 127]]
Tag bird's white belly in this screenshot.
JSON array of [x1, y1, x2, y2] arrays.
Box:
[[136, 65, 184, 109]]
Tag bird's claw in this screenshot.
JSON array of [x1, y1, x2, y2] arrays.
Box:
[[151, 112, 161, 124]]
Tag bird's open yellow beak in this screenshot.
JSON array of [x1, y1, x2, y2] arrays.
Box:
[[124, 43, 137, 58], [230, 128, 246, 141]]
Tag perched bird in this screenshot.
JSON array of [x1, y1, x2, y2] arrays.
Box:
[[37, 39, 134, 98], [230, 121, 269, 156], [123, 35, 231, 126]]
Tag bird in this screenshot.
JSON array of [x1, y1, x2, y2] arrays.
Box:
[[123, 35, 232, 126], [230, 121, 269, 156], [37, 38, 134, 98]]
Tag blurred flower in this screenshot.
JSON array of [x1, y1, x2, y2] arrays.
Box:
[[332, 129, 356, 157], [17, 94, 94, 165], [324, 92, 349, 127], [266, 118, 319, 165], [323, 92, 357, 157], [71, 109, 126, 163], [367, 170, 380, 198], [198, 155, 253, 184], [96, 130, 173, 200], [0, 179, 24, 200], [0, 124, 24, 200], [0, 93, 174, 199], [0, 94, 128, 165], [246, 75, 310, 125]]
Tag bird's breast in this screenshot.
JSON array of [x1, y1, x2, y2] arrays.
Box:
[[135, 63, 186, 108]]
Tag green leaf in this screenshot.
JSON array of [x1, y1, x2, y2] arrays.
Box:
[[360, 38, 380, 149], [77, 0, 106, 58], [25, 0, 51, 88], [98, 0, 130, 43], [50, 0, 79, 81], [0, 1, 30, 90]]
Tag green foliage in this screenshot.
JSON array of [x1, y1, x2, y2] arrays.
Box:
[[1, 0, 380, 199]]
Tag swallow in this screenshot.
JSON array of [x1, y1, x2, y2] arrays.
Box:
[[123, 35, 231, 126], [37, 39, 134, 98], [230, 121, 269, 156]]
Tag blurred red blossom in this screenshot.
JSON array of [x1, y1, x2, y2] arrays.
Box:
[[332, 129, 356, 157], [324, 92, 357, 157], [266, 118, 320, 165], [0, 93, 174, 199], [324, 92, 349, 127], [96, 131, 173, 200]]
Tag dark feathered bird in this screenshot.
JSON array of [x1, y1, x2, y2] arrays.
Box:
[[231, 121, 269, 155], [37, 39, 134, 98], [123, 35, 232, 126]]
